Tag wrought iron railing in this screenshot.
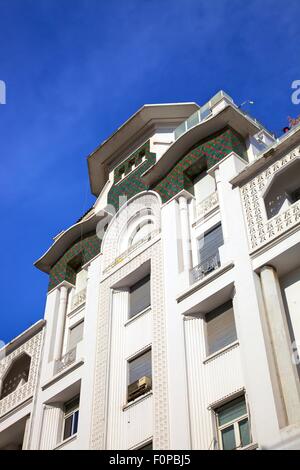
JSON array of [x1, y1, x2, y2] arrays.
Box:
[[190, 252, 221, 283], [54, 347, 76, 375]]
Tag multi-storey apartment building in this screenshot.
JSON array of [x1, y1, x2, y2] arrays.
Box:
[[1, 91, 300, 450]]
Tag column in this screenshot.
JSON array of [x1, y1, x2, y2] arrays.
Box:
[[260, 265, 300, 425], [178, 195, 191, 273], [53, 284, 69, 361]]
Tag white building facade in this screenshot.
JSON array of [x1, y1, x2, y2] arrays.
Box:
[[1, 91, 300, 450]]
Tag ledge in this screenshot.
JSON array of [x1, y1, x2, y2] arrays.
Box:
[[124, 306, 151, 327], [177, 262, 234, 304], [41, 359, 84, 391], [203, 340, 239, 365], [122, 391, 152, 411], [54, 434, 77, 450]]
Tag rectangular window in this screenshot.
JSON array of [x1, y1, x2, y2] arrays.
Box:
[[198, 224, 223, 266], [193, 171, 216, 203], [206, 301, 237, 356], [215, 396, 251, 450], [68, 321, 84, 351], [128, 349, 152, 402], [63, 396, 80, 441], [129, 275, 151, 319]]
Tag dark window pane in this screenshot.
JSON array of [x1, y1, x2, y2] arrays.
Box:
[[129, 275, 151, 318], [206, 301, 237, 355], [239, 418, 250, 447], [198, 224, 223, 264], [217, 396, 247, 427], [221, 425, 236, 450], [73, 410, 79, 435], [129, 350, 152, 384], [138, 441, 153, 450], [63, 415, 73, 440]]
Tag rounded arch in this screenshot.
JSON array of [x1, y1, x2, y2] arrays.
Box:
[[0, 352, 31, 400], [102, 191, 161, 270], [263, 158, 300, 219]]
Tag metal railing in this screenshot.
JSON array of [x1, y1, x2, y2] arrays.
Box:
[[54, 347, 77, 375], [190, 252, 221, 284]]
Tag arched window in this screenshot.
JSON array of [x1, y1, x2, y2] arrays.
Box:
[[264, 159, 300, 219], [128, 219, 155, 247], [0, 353, 31, 400]]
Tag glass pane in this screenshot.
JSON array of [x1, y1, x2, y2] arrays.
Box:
[[68, 321, 84, 350], [129, 275, 151, 318], [138, 441, 153, 450], [221, 425, 236, 450], [239, 418, 250, 447], [63, 415, 73, 440], [198, 224, 223, 264], [73, 410, 79, 435], [217, 396, 247, 426], [129, 350, 152, 384], [206, 301, 237, 355]]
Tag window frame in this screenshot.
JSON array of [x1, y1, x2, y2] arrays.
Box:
[[215, 395, 251, 450], [127, 347, 152, 403], [128, 274, 151, 320], [62, 396, 80, 442]]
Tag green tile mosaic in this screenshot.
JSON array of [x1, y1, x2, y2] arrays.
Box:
[[48, 231, 101, 291]]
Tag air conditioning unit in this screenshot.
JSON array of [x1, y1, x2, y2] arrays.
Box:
[[127, 376, 152, 402]]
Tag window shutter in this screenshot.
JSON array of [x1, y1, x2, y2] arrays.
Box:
[[198, 224, 223, 264], [193, 171, 216, 203], [206, 301, 237, 355], [68, 321, 84, 351], [129, 275, 151, 318], [129, 350, 152, 384]]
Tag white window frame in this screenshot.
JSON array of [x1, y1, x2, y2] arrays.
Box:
[[62, 397, 80, 442], [215, 396, 251, 450]]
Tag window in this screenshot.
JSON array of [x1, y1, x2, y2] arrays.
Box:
[[0, 353, 31, 400], [63, 396, 80, 441], [137, 441, 153, 450], [75, 269, 87, 293], [215, 396, 251, 450], [206, 301, 237, 356], [198, 224, 223, 265], [68, 321, 84, 351], [129, 274, 151, 319], [128, 349, 152, 402]]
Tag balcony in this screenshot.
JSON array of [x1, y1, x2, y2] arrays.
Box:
[[71, 288, 86, 311], [190, 252, 221, 284], [195, 191, 219, 221], [54, 347, 77, 375], [174, 91, 234, 141]]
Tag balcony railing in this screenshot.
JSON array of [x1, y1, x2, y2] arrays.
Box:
[[195, 191, 219, 220], [190, 252, 221, 284], [54, 347, 76, 375], [71, 288, 86, 311]]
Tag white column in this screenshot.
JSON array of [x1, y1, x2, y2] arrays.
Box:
[[22, 415, 31, 450], [260, 265, 300, 425], [178, 195, 191, 272], [53, 284, 69, 361]]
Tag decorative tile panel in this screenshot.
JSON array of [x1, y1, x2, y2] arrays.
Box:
[[0, 329, 43, 417], [90, 239, 169, 450], [240, 145, 300, 250]]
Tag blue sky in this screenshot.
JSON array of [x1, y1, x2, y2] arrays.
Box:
[[0, 0, 299, 343]]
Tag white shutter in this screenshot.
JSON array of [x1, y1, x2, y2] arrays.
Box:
[[206, 302, 237, 355], [75, 269, 87, 293], [68, 321, 84, 351], [193, 171, 216, 203]]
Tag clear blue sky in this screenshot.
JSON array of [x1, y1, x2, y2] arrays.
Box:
[[0, 0, 299, 343]]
